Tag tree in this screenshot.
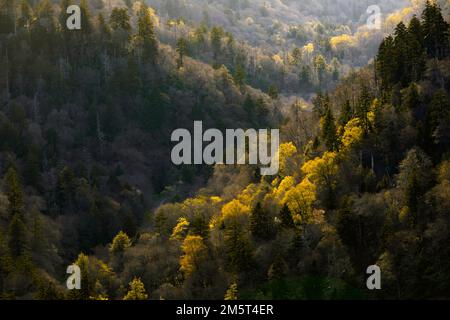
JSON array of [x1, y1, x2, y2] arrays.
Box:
[[320, 101, 338, 151], [267, 85, 279, 100], [279, 204, 294, 229], [123, 278, 148, 300], [397, 148, 433, 226], [268, 255, 288, 280], [79, 0, 92, 34], [109, 7, 131, 32], [339, 100, 353, 126], [170, 217, 190, 241], [8, 214, 27, 258], [210, 26, 224, 61], [136, 4, 158, 63], [422, 0, 449, 59], [233, 64, 246, 88], [250, 202, 273, 240], [109, 231, 132, 254], [313, 54, 326, 87], [176, 37, 188, 68], [5, 167, 23, 218], [224, 281, 238, 300], [180, 235, 208, 277]]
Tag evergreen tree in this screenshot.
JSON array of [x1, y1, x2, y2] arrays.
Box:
[[339, 100, 353, 126], [320, 101, 338, 151], [422, 0, 449, 59], [176, 37, 188, 68], [267, 85, 279, 100], [5, 167, 23, 218], [250, 202, 273, 240], [279, 204, 294, 229], [8, 214, 27, 258], [137, 3, 158, 63]]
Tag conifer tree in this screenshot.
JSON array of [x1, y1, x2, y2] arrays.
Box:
[[422, 0, 449, 59], [279, 204, 294, 229], [250, 202, 273, 240], [321, 102, 338, 151]]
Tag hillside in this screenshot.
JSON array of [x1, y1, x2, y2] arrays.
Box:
[[0, 0, 449, 300]]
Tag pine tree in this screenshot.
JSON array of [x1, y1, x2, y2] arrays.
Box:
[[377, 35, 396, 91], [5, 167, 23, 218], [176, 37, 188, 68], [279, 204, 294, 229], [320, 101, 338, 151], [250, 202, 273, 240], [339, 100, 353, 126], [224, 221, 253, 274], [137, 3, 158, 63], [233, 64, 246, 88], [422, 0, 449, 59], [210, 26, 224, 62], [8, 213, 27, 258], [267, 85, 279, 100], [407, 16, 426, 82], [79, 0, 92, 34], [356, 86, 371, 133], [110, 7, 131, 32]]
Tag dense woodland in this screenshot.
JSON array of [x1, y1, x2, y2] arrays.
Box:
[[0, 0, 449, 300]]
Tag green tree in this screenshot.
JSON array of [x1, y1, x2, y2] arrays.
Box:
[[267, 85, 279, 100], [320, 101, 338, 151], [176, 37, 188, 68], [136, 4, 158, 63], [339, 100, 353, 126], [422, 0, 449, 59], [8, 214, 27, 258], [233, 64, 246, 88], [250, 202, 273, 240], [210, 26, 224, 61], [279, 204, 294, 229], [5, 167, 23, 218]]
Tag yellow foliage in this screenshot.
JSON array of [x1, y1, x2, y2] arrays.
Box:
[[273, 176, 295, 202], [301, 151, 338, 185], [302, 43, 314, 54], [180, 235, 208, 276], [272, 54, 284, 65], [282, 178, 317, 222], [278, 142, 298, 176], [222, 199, 250, 219], [238, 183, 265, 207], [330, 34, 354, 50], [170, 217, 190, 241], [220, 199, 251, 226], [341, 118, 364, 150]]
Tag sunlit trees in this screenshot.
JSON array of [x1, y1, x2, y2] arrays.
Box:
[[123, 277, 148, 300], [136, 3, 158, 63], [301, 152, 339, 209], [180, 235, 208, 277]]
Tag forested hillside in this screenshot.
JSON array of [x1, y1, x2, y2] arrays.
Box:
[[0, 0, 449, 300]]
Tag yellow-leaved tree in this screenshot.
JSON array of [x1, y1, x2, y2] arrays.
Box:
[[180, 235, 208, 277]]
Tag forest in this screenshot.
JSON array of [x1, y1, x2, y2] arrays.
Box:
[[0, 0, 449, 300]]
